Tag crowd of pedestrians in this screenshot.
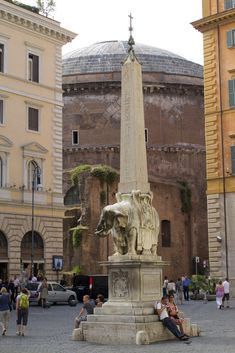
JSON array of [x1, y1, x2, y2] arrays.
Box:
[[162, 275, 192, 304], [162, 275, 231, 309], [0, 279, 30, 337], [0, 272, 49, 337]]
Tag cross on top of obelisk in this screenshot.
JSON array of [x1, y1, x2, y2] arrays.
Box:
[[128, 13, 135, 53]]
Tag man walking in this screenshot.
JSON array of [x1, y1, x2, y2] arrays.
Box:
[[222, 278, 230, 308], [182, 276, 191, 301], [155, 296, 189, 341]]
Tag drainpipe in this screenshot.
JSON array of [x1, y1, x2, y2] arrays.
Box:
[[216, 0, 229, 278]]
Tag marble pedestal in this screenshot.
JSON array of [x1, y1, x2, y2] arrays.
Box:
[[73, 255, 200, 344], [77, 255, 171, 344]]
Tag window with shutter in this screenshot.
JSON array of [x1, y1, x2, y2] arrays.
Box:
[[28, 53, 39, 82], [0, 100, 3, 124], [0, 44, 4, 73], [228, 80, 235, 107], [227, 30, 235, 47], [231, 146, 235, 175], [225, 0, 235, 9], [28, 107, 39, 131]]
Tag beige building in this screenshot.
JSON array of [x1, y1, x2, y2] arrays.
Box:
[[193, 0, 235, 288], [0, 0, 76, 280]]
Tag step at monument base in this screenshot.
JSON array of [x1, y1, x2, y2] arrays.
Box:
[[72, 317, 200, 345]]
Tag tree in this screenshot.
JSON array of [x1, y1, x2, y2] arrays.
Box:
[[36, 0, 56, 17]]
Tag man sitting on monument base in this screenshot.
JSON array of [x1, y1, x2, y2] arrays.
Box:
[[155, 296, 189, 341]]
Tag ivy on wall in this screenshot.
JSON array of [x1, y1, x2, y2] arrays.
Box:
[[178, 181, 192, 214], [69, 225, 88, 248]]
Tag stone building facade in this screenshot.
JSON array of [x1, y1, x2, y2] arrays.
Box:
[[0, 0, 76, 281], [62, 41, 208, 279], [193, 0, 235, 289]]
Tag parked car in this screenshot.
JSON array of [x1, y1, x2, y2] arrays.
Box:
[[26, 281, 77, 306], [71, 275, 108, 302]]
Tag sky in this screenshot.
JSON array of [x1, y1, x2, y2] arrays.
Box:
[[22, 0, 204, 65]]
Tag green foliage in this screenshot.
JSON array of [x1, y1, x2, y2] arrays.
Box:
[[178, 181, 192, 214], [190, 275, 217, 294], [70, 164, 119, 186], [70, 165, 92, 185], [100, 190, 106, 205], [71, 265, 82, 274], [36, 0, 56, 16], [91, 165, 119, 185], [4, 0, 39, 13], [69, 225, 88, 248]]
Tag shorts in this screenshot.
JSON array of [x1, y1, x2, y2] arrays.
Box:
[[16, 309, 28, 326]]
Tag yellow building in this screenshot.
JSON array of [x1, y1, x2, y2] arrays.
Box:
[[193, 0, 235, 286], [0, 0, 76, 281]]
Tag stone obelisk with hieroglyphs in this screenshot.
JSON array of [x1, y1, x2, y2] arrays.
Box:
[[119, 29, 150, 194], [72, 15, 199, 345]]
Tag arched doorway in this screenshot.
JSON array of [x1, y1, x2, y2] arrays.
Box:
[[21, 231, 44, 277], [0, 231, 8, 281]]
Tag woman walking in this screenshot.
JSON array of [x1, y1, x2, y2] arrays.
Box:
[[0, 287, 11, 336], [16, 288, 29, 336], [215, 280, 224, 309]]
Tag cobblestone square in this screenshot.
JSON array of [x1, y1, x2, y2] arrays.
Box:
[[0, 300, 235, 353]]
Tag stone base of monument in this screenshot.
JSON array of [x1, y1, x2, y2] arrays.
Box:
[[72, 255, 200, 345]]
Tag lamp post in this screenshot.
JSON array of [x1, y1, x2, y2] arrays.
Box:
[[31, 163, 41, 278]]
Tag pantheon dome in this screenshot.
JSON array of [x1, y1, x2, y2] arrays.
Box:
[[62, 40, 203, 78]]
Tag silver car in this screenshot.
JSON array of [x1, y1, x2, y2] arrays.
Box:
[[47, 282, 77, 305], [27, 281, 77, 306]]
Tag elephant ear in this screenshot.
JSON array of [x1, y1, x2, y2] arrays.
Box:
[[115, 211, 127, 228]]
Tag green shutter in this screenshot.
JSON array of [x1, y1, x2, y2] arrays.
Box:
[[225, 0, 232, 10], [228, 80, 235, 107], [231, 146, 235, 175], [227, 31, 233, 47]]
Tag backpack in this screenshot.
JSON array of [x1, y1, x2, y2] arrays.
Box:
[[19, 294, 29, 309]]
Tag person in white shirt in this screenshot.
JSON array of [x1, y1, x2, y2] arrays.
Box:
[[222, 278, 230, 308], [31, 276, 37, 283], [155, 296, 189, 341]]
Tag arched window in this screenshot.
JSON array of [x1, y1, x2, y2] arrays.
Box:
[[0, 231, 8, 258], [64, 185, 80, 205], [21, 231, 44, 261], [161, 220, 171, 247], [0, 157, 2, 187], [27, 160, 41, 190]]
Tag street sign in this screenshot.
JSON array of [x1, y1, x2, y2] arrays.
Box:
[[195, 256, 200, 263]]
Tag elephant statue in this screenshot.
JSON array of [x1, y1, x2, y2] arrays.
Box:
[[95, 190, 159, 256]]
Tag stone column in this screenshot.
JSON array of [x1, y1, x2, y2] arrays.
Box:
[[119, 53, 150, 194]]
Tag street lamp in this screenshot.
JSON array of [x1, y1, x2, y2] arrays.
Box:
[[31, 162, 41, 278]]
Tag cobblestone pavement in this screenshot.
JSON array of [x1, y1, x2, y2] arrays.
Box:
[[0, 300, 235, 353]]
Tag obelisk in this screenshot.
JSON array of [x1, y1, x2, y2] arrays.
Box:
[[119, 15, 150, 193], [72, 15, 199, 345]]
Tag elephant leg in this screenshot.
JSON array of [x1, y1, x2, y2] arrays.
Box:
[[127, 228, 137, 255], [113, 232, 125, 255], [151, 244, 157, 255]]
